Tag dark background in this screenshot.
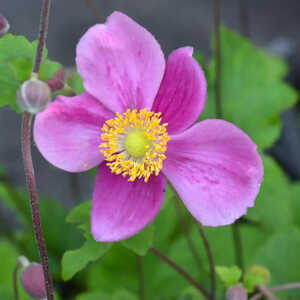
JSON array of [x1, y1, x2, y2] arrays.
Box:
[[1, 0, 300, 206]]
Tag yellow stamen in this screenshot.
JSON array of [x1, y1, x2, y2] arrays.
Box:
[[100, 108, 170, 182]]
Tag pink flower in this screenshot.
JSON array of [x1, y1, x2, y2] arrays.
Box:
[[34, 12, 263, 242]]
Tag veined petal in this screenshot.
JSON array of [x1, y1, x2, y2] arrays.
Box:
[[34, 93, 113, 172], [163, 119, 263, 226], [91, 164, 166, 242], [152, 47, 206, 134], [76, 11, 165, 112]]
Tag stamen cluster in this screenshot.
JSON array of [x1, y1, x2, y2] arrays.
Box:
[[100, 109, 170, 182]]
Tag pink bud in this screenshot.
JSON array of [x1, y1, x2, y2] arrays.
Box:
[[17, 79, 51, 114], [0, 14, 10, 38], [226, 284, 248, 300], [21, 263, 47, 299], [47, 69, 65, 91]]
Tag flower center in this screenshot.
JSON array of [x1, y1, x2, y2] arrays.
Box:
[[125, 130, 150, 158], [100, 109, 170, 182]]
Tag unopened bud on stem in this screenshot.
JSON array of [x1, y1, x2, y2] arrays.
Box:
[[47, 69, 65, 91], [226, 284, 248, 300], [0, 14, 9, 37], [17, 79, 51, 114], [21, 263, 47, 299]]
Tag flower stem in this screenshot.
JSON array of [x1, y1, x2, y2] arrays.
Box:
[[13, 261, 21, 300], [213, 0, 244, 271], [238, 0, 251, 38], [232, 222, 244, 270], [173, 197, 203, 272], [197, 224, 216, 300], [257, 285, 277, 300], [150, 247, 210, 299], [136, 255, 145, 300], [250, 283, 300, 300], [214, 0, 222, 119], [84, 0, 103, 21], [33, 0, 52, 74], [21, 112, 54, 300]]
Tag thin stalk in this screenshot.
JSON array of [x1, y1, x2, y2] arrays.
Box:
[[250, 283, 300, 300], [136, 255, 145, 300], [151, 247, 210, 299], [21, 113, 54, 300], [68, 173, 81, 204], [271, 283, 300, 292], [214, 0, 244, 270], [232, 222, 244, 270], [238, 0, 250, 38], [257, 285, 277, 300], [197, 224, 216, 299], [214, 0, 222, 118], [84, 0, 103, 22], [13, 261, 21, 300], [21, 0, 54, 298], [33, 0, 52, 74], [173, 197, 203, 271]]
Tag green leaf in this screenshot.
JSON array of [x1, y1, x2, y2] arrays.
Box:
[[178, 286, 206, 300], [247, 155, 293, 231], [76, 292, 109, 300], [202, 27, 298, 148], [112, 290, 138, 300], [68, 71, 84, 94], [253, 228, 300, 299], [0, 34, 61, 112], [67, 201, 91, 225], [87, 244, 138, 293], [216, 266, 242, 288], [0, 63, 20, 111], [243, 265, 270, 293], [121, 222, 155, 256], [62, 238, 112, 281]]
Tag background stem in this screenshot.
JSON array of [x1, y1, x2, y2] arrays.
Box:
[[13, 261, 21, 300], [214, 0, 222, 118], [84, 0, 103, 22], [232, 222, 244, 270], [173, 197, 203, 272], [151, 247, 210, 299], [33, 0, 52, 74], [197, 224, 216, 299], [214, 0, 244, 270], [21, 113, 54, 300], [238, 0, 250, 38], [136, 255, 145, 300]]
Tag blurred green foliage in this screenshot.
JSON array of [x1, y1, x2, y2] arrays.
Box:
[[1, 27, 300, 299], [0, 34, 61, 112]]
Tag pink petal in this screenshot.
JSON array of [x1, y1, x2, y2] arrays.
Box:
[[152, 47, 207, 135], [34, 93, 113, 172], [163, 119, 263, 226], [91, 164, 166, 242], [76, 11, 165, 112]]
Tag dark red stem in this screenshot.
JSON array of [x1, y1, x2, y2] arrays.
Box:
[[21, 112, 54, 300]]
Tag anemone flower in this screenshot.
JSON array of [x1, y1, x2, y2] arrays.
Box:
[[34, 12, 263, 242]]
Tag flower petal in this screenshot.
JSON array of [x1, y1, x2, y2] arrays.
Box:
[[152, 47, 207, 134], [76, 11, 165, 112], [163, 119, 263, 226], [34, 93, 113, 172], [91, 164, 166, 242]]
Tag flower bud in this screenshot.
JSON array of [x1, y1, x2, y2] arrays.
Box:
[[17, 79, 51, 114], [0, 14, 9, 37], [47, 69, 65, 91], [244, 265, 270, 292], [226, 284, 248, 300], [21, 263, 47, 299]]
